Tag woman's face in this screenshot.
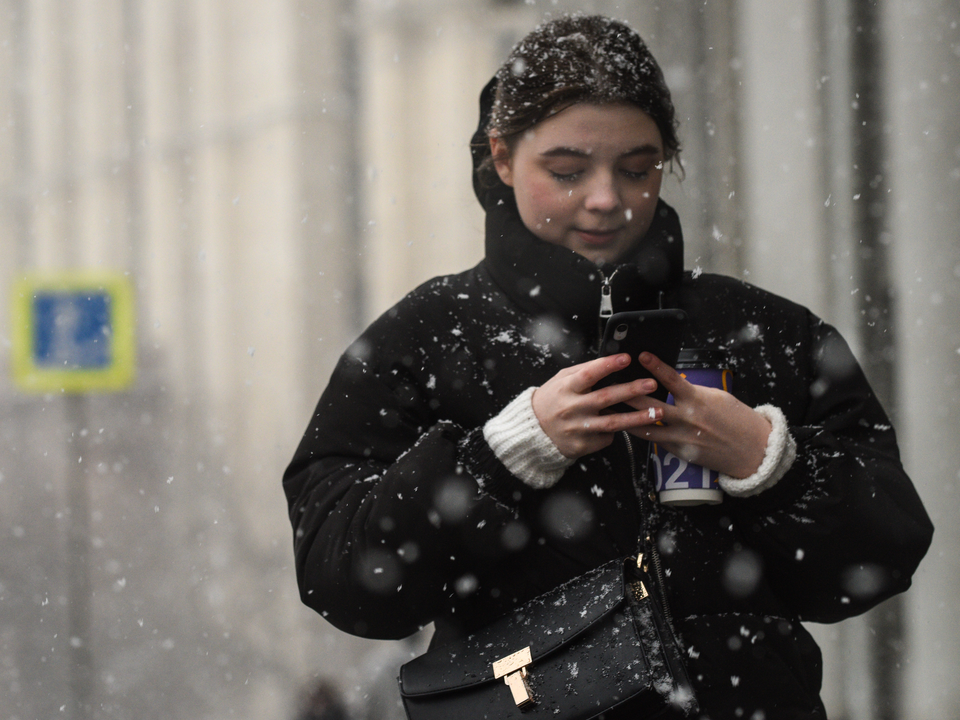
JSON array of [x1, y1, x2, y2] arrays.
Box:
[[491, 103, 665, 265]]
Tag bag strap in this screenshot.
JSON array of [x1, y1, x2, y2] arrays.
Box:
[[622, 432, 680, 634], [621, 431, 653, 554]]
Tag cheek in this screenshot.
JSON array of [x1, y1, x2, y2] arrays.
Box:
[[625, 181, 663, 225], [520, 178, 574, 222]]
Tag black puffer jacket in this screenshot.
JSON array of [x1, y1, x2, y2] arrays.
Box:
[[284, 86, 933, 720]]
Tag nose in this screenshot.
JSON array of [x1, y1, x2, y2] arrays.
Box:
[[583, 172, 621, 213]]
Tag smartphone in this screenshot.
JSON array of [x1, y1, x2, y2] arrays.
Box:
[[594, 309, 688, 405]]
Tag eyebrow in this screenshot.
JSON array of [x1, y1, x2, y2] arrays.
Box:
[[540, 144, 662, 159]]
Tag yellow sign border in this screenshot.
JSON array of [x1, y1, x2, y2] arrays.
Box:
[[11, 271, 136, 393]]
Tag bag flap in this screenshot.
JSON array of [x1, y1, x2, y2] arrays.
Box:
[[399, 559, 627, 697]]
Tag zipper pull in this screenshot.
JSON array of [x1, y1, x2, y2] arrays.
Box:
[[600, 270, 617, 318], [600, 281, 613, 318], [596, 268, 621, 348]]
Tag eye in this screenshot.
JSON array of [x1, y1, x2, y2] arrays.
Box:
[[621, 170, 649, 181], [550, 170, 582, 182]]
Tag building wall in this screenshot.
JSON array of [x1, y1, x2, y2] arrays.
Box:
[[885, 1, 960, 716], [0, 1, 366, 717], [737, 1, 960, 717]]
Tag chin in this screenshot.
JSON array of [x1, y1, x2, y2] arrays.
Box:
[[579, 246, 628, 266], [583, 251, 618, 266]]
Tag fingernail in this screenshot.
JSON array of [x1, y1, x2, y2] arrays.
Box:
[[641, 379, 656, 391], [639, 352, 652, 363], [616, 354, 630, 366]]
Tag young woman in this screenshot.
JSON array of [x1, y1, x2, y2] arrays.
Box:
[[284, 15, 932, 718]]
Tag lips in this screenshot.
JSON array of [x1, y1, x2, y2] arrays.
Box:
[[576, 228, 621, 245]]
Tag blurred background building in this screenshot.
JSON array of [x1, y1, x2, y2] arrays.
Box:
[[0, 0, 957, 718]]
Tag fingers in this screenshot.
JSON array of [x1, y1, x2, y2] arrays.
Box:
[[639, 352, 690, 400], [567, 353, 632, 394], [569, 353, 663, 405], [535, 354, 670, 459], [582, 404, 665, 434], [596, 376, 658, 409]]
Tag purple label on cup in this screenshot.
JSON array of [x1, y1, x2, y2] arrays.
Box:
[[653, 367, 732, 506]]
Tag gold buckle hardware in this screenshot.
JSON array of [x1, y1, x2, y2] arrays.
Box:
[[492, 646, 535, 709], [633, 554, 649, 600]]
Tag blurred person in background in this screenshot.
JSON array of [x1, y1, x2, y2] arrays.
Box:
[[284, 14, 932, 718], [294, 678, 349, 720]]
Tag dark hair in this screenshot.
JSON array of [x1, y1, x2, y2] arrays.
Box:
[[477, 15, 681, 185]]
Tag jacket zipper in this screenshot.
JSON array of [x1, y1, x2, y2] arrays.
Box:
[[596, 267, 620, 348], [599, 268, 618, 319], [622, 431, 678, 635]]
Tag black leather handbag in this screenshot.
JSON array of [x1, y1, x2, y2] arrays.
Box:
[[398, 548, 697, 720]]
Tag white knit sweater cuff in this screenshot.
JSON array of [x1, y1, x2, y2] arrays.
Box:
[[483, 387, 574, 489], [719, 404, 797, 498]]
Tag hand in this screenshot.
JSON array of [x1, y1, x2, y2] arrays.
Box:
[[628, 353, 772, 479], [532, 354, 665, 460]]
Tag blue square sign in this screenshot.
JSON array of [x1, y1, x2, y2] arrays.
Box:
[[32, 291, 112, 369], [12, 272, 136, 393]]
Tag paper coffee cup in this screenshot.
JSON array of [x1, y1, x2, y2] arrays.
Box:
[[652, 350, 732, 506]]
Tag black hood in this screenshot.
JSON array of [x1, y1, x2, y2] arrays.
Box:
[[471, 76, 685, 335]]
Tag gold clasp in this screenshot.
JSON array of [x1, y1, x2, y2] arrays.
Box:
[[633, 554, 649, 600], [492, 646, 535, 709]]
